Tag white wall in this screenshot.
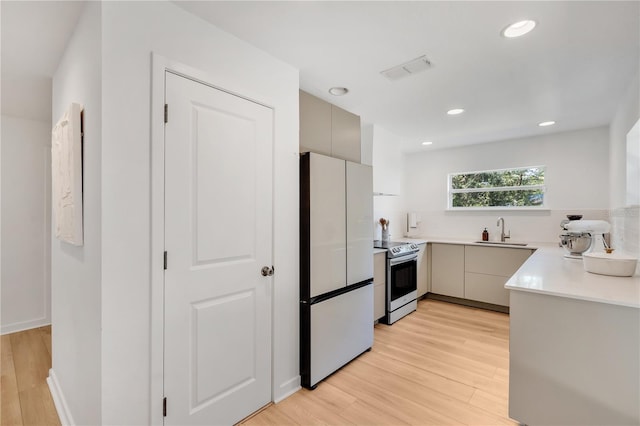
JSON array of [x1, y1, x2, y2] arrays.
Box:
[[372, 125, 407, 240], [50, 2, 102, 424], [361, 122, 374, 166], [1, 115, 51, 334], [403, 127, 610, 243], [609, 68, 639, 263], [100, 2, 299, 423]]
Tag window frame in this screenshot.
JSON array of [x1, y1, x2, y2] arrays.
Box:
[[447, 165, 547, 210]]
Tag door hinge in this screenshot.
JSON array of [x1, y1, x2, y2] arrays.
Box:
[[164, 251, 167, 270], [164, 104, 168, 123], [163, 397, 167, 417]]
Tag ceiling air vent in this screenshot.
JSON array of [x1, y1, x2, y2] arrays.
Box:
[[381, 55, 432, 81]]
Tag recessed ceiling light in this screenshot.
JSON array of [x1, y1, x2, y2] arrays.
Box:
[[447, 108, 465, 115], [538, 121, 556, 127], [422, 141, 433, 146], [328, 87, 349, 96], [502, 20, 536, 38]]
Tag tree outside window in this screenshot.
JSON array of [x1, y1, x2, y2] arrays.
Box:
[[449, 166, 545, 209]]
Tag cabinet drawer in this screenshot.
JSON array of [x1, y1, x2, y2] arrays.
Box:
[[464, 272, 509, 306], [465, 246, 532, 277]]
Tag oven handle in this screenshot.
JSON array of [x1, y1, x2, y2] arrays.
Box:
[[389, 253, 418, 266]]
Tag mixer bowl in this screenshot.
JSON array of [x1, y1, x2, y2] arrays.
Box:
[[560, 232, 592, 255]]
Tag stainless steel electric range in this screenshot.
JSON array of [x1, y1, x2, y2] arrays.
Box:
[[373, 240, 419, 324]]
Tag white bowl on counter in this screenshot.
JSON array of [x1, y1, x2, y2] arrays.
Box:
[[583, 251, 638, 277]]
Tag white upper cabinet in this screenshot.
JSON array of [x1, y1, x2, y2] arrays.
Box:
[[300, 91, 332, 157], [300, 90, 361, 163], [332, 106, 361, 163]]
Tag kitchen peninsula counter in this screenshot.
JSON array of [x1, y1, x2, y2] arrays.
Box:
[[505, 244, 639, 307], [504, 245, 639, 426]]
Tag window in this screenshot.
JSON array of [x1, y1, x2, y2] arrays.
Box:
[[448, 166, 545, 209]]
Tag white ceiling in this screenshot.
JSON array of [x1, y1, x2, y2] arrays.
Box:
[[2, 1, 638, 153], [1, 1, 84, 121], [174, 1, 640, 152]]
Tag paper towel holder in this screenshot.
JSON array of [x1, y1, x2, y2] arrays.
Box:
[[407, 212, 419, 232]]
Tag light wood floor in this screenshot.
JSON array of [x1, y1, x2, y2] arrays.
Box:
[[1, 326, 60, 426], [0, 299, 513, 426], [242, 299, 515, 426]]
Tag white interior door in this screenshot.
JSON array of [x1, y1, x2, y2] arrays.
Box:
[[163, 71, 273, 425]]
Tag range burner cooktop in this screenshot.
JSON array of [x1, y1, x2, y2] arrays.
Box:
[[373, 240, 420, 258], [373, 240, 405, 249]]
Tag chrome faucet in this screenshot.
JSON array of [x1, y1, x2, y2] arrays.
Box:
[[497, 217, 511, 242]]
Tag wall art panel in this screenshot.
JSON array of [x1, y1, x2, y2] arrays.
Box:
[[52, 102, 83, 246]]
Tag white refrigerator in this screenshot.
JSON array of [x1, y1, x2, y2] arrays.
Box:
[[300, 152, 374, 389]]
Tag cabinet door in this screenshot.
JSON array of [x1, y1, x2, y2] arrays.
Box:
[[464, 272, 509, 306], [373, 253, 386, 321], [300, 90, 331, 156], [346, 161, 373, 285], [416, 244, 428, 297], [431, 244, 465, 298], [465, 246, 532, 276], [309, 153, 346, 297], [331, 104, 361, 163]]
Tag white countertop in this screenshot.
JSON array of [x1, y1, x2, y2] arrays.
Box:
[[506, 244, 640, 309], [393, 236, 536, 250], [380, 237, 639, 308], [373, 248, 387, 255]]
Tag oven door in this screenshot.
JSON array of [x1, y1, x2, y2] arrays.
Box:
[[387, 253, 418, 312]]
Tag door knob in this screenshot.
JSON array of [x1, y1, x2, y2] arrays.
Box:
[[261, 266, 274, 277]]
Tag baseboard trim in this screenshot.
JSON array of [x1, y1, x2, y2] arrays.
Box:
[[47, 369, 75, 426], [426, 293, 510, 314], [274, 376, 301, 403], [1, 318, 50, 335]]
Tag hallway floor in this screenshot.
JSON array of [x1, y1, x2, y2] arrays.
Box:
[[1, 326, 60, 425]]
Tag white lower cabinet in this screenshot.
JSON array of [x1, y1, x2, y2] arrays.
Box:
[[465, 245, 533, 277], [430, 243, 465, 298], [509, 290, 640, 425], [373, 252, 386, 321], [430, 243, 534, 307], [464, 272, 510, 306], [463, 246, 533, 307], [416, 243, 428, 298]]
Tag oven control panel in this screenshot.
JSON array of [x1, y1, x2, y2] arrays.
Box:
[[388, 243, 419, 258]]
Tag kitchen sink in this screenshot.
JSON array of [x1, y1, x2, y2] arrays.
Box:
[[474, 241, 528, 246]]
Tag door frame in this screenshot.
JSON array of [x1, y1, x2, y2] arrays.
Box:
[[150, 53, 276, 425]]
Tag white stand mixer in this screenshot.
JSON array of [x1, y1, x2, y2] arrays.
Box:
[[560, 219, 611, 258]]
